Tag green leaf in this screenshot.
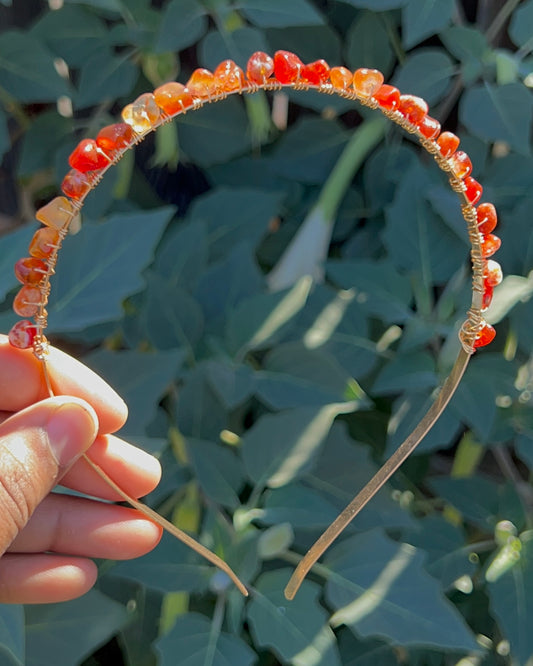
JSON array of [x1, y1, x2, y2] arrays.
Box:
[[342, 0, 407, 9], [487, 534, 533, 665], [0, 31, 70, 102], [346, 11, 395, 76], [18, 111, 72, 176], [439, 26, 489, 84], [265, 24, 342, 66], [460, 83, 533, 156], [402, 0, 455, 49], [238, 0, 324, 27], [177, 364, 229, 440], [247, 569, 340, 665], [393, 49, 454, 104], [241, 402, 357, 489], [205, 359, 256, 409], [48, 207, 173, 332], [509, 0, 533, 48], [0, 108, 8, 160], [187, 437, 245, 509], [325, 530, 478, 650], [84, 348, 185, 435], [0, 226, 35, 302], [154, 219, 208, 286], [155, 0, 208, 53], [200, 27, 269, 71], [261, 483, 339, 528], [25, 590, 128, 666], [75, 50, 137, 108], [156, 612, 256, 666], [0, 605, 24, 666], [428, 476, 500, 531], [372, 351, 438, 395]]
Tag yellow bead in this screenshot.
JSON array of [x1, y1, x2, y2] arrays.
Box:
[[35, 196, 77, 230], [122, 93, 160, 132]]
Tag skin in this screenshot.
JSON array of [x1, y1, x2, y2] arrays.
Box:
[[0, 335, 162, 604]]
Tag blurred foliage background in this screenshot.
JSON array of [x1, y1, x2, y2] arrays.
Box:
[[1, 0, 533, 664]]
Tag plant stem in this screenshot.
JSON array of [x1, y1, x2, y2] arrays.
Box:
[[485, 0, 522, 44]]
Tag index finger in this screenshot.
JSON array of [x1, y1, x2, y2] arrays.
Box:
[[0, 335, 127, 434]]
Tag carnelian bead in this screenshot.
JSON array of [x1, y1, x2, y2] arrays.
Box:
[[418, 115, 441, 139], [481, 234, 501, 258], [374, 84, 400, 110], [482, 283, 494, 310], [214, 59, 246, 92], [464, 176, 483, 204], [122, 93, 160, 133], [96, 123, 134, 153], [477, 203, 497, 235], [450, 150, 473, 179], [437, 132, 460, 158], [14, 257, 48, 285], [69, 139, 110, 172], [329, 66, 352, 90], [13, 285, 41, 317], [61, 169, 91, 200], [301, 59, 330, 85], [8, 320, 37, 349], [273, 50, 303, 84], [474, 321, 496, 348], [153, 82, 194, 115], [29, 227, 60, 260], [36, 196, 77, 230], [352, 68, 384, 98], [484, 259, 503, 287], [186, 68, 217, 98], [246, 51, 274, 85], [398, 94, 428, 124]]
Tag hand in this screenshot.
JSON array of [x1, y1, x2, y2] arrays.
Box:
[[0, 336, 162, 604]]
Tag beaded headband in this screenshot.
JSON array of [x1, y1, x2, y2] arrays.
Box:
[[8, 51, 502, 600]]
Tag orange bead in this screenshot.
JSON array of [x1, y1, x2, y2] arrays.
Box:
[[122, 93, 160, 132], [482, 283, 494, 310], [352, 68, 384, 98], [418, 115, 441, 139], [477, 203, 497, 235], [13, 285, 41, 317], [246, 51, 274, 85], [8, 320, 37, 349], [29, 227, 60, 260], [474, 321, 496, 348], [36, 196, 77, 230], [186, 68, 217, 98], [450, 150, 473, 179], [61, 169, 91, 200], [437, 131, 460, 158], [374, 84, 400, 110], [464, 176, 483, 205], [481, 234, 501, 258], [96, 123, 134, 153], [214, 59, 246, 92], [329, 66, 352, 90], [301, 59, 330, 85], [69, 138, 110, 172], [153, 82, 194, 115], [484, 259, 503, 287], [398, 94, 428, 124], [273, 50, 303, 84], [14, 257, 48, 285]]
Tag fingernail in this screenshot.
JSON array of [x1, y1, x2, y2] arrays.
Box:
[[46, 400, 99, 468]]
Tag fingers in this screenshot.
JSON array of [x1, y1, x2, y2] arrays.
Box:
[[0, 335, 127, 434], [0, 554, 97, 604], [0, 397, 98, 555], [60, 434, 162, 501], [8, 493, 162, 559]]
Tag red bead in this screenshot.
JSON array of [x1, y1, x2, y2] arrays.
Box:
[[481, 234, 501, 258], [352, 68, 384, 98], [398, 94, 428, 124], [374, 84, 400, 110], [482, 283, 494, 310], [153, 82, 194, 115], [437, 131, 460, 158], [68, 138, 110, 172], [464, 176, 483, 205], [8, 320, 37, 350], [450, 150, 472, 179], [474, 321, 496, 348], [477, 203, 497, 235], [418, 115, 441, 139], [484, 259, 503, 287], [96, 123, 134, 153], [14, 257, 48, 285], [186, 68, 217, 98], [246, 51, 274, 85], [329, 66, 352, 90], [301, 59, 330, 85], [61, 169, 91, 200], [273, 50, 303, 84], [29, 227, 60, 260], [13, 285, 41, 317]]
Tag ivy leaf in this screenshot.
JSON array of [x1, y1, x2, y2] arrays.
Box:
[[155, 0, 208, 53], [0, 605, 24, 666], [25, 590, 128, 666], [460, 83, 533, 156], [325, 530, 478, 650], [0, 31, 70, 101], [402, 0, 455, 49], [238, 0, 324, 27], [48, 208, 173, 332], [75, 50, 138, 108], [247, 569, 340, 665], [156, 612, 256, 666]]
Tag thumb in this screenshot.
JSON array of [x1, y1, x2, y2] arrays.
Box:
[[0, 396, 98, 554]]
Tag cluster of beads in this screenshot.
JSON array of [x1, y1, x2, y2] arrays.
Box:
[[9, 50, 501, 353]]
